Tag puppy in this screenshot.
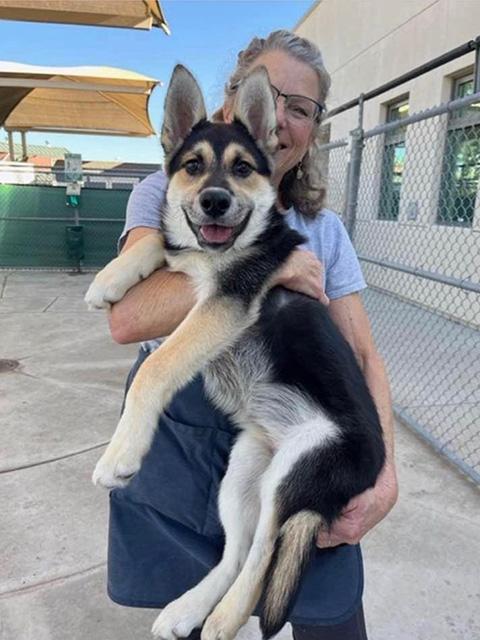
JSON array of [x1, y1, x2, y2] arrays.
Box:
[[86, 65, 385, 640]]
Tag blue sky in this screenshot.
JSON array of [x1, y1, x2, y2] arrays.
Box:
[[0, 0, 313, 164]]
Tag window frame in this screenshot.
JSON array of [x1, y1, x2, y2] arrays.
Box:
[[436, 72, 480, 228], [378, 96, 410, 221]]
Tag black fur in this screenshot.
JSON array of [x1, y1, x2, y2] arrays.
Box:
[[260, 290, 385, 526], [167, 120, 272, 178], [253, 287, 385, 637], [218, 210, 304, 306]]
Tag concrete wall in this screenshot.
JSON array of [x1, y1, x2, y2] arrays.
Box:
[[295, 0, 480, 328]]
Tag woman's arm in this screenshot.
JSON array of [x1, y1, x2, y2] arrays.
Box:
[[108, 227, 196, 343], [108, 231, 329, 344], [317, 292, 399, 547]]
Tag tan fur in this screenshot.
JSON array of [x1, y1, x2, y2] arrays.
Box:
[[182, 141, 215, 169], [262, 511, 322, 631], [169, 142, 215, 193], [91, 292, 259, 489], [169, 169, 208, 196], [223, 142, 257, 169], [129, 295, 251, 410]]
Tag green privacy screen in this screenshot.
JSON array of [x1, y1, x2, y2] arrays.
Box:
[[0, 184, 128, 268]]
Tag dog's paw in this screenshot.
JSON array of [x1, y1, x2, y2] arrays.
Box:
[[201, 608, 245, 640], [84, 270, 132, 310], [92, 439, 143, 489], [152, 597, 209, 639]]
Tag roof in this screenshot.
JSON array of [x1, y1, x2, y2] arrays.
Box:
[[0, 140, 69, 158], [0, 61, 160, 137], [0, 0, 170, 34]]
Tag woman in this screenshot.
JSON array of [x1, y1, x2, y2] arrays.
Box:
[[107, 30, 398, 640]]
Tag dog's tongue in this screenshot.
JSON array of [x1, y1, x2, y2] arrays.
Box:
[[200, 225, 234, 244]]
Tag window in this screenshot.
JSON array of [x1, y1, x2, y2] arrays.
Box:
[[437, 75, 480, 227], [378, 98, 409, 220]]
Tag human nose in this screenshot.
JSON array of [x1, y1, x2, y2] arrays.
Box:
[[275, 98, 288, 129]]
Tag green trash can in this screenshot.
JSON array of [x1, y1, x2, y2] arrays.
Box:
[[65, 225, 85, 265]]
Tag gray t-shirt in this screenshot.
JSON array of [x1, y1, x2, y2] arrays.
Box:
[[119, 170, 366, 347]]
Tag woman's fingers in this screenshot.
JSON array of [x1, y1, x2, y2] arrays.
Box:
[[275, 249, 329, 303]]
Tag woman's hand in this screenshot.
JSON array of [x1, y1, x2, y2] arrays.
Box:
[[273, 248, 329, 305], [316, 462, 398, 548]]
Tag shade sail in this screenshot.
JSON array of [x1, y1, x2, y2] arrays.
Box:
[[0, 62, 160, 136], [0, 0, 170, 34]]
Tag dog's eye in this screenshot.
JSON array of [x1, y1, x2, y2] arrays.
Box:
[[233, 160, 253, 178], [184, 158, 202, 175]]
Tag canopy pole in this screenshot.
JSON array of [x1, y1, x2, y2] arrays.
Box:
[[7, 131, 15, 160], [21, 131, 27, 160]]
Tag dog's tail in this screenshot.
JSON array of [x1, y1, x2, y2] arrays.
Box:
[[260, 510, 323, 639]]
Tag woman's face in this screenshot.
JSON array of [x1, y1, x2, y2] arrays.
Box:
[[224, 49, 320, 188]]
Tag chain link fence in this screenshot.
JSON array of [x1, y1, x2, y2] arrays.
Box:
[[322, 91, 480, 484]]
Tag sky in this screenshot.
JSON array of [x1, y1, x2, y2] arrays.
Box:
[[0, 0, 313, 164]]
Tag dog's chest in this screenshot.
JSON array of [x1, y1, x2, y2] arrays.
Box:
[[203, 327, 272, 421]]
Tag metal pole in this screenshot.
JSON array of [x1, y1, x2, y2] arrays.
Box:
[[20, 131, 27, 161], [328, 34, 480, 119], [475, 39, 480, 92], [344, 95, 365, 241], [7, 131, 15, 161]]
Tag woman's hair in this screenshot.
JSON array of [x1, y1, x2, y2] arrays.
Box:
[[217, 30, 331, 217]]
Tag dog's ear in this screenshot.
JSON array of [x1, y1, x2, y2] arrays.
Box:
[[233, 66, 277, 156], [161, 64, 207, 158]]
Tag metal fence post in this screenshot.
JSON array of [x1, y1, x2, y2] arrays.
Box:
[[344, 96, 365, 240], [7, 131, 15, 161], [474, 35, 480, 91]]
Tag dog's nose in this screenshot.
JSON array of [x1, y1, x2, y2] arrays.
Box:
[[199, 188, 231, 218]]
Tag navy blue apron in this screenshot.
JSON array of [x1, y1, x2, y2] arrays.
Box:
[[108, 347, 364, 626]]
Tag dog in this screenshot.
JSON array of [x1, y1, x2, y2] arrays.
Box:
[[85, 64, 385, 640]]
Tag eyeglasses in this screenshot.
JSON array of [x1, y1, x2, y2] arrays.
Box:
[[270, 84, 323, 124]]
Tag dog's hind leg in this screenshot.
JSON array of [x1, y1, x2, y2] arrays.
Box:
[[152, 431, 272, 640], [201, 421, 333, 640], [200, 447, 288, 640]]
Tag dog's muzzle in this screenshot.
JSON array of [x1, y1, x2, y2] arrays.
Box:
[[199, 188, 231, 219], [183, 187, 251, 249], [198, 188, 234, 244]]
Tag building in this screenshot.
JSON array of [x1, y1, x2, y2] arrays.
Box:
[[0, 140, 70, 166], [295, 0, 480, 328]]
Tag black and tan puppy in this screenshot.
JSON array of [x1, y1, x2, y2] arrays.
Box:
[[85, 65, 385, 640]]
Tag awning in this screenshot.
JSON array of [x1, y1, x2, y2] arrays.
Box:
[[0, 61, 160, 137], [0, 0, 170, 34]]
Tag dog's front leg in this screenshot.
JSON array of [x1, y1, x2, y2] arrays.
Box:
[[92, 295, 255, 488], [85, 233, 165, 310]]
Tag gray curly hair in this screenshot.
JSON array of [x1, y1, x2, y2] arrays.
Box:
[[217, 30, 331, 218]]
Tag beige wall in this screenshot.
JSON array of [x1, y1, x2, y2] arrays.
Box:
[[296, 0, 480, 130], [295, 0, 480, 329]]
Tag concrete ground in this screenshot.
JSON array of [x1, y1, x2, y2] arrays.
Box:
[[1, 270, 479, 640]]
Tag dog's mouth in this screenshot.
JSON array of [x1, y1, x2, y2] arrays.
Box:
[[199, 224, 235, 245], [183, 208, 253, 250]]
